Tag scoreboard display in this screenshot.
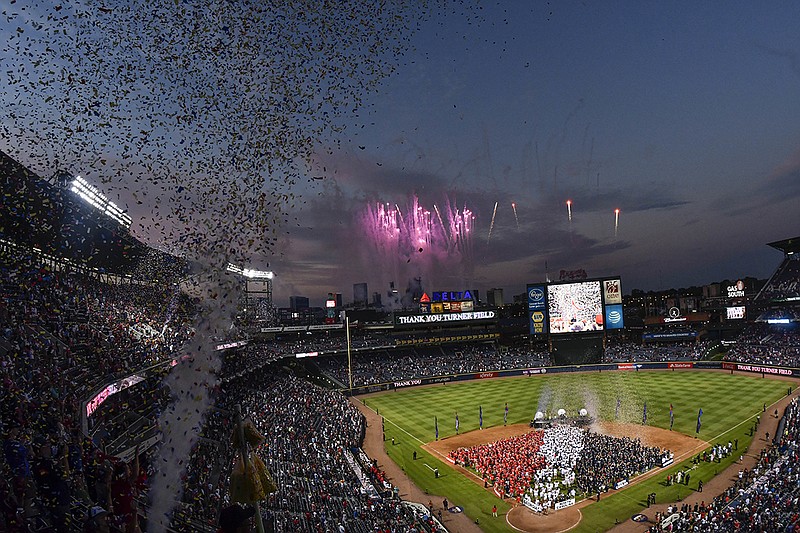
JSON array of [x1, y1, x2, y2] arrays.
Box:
[[528, 277, 624, 335], [547, 281, 604, 334], [726, 306, 746, 320]]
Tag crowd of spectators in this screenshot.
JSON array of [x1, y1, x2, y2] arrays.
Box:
[[316, 344, 551, 387], [757, 257, 800, 301], [1, 252, 191, 532], [1, 253, 195, 399], [260, 331, 394, 358], [177, 364, 445, 532], [7, 243, 800, 532], [603, 341, 709, 363], [754, 308, 800, 322], [649, 397, 800, 532], [726, 323, 800, 368]]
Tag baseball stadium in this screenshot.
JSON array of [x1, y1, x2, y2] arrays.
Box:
[[2, 148, 800, 533], [3, 3, 800, 533]]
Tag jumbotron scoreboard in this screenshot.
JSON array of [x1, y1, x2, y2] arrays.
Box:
[[527, 278, 624, 337]]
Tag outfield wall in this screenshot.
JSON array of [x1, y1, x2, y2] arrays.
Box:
[[346, 360, 799, 395]]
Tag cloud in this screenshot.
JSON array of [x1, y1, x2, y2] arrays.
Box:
[[563, 187, 689, 214], [312, 150, 452, 200], [715, 146, 800, 216], [266, 150, 694, 304]]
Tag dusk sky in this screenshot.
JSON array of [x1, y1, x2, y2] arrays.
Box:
[[2, 2, 799, 307], [268, 2, 800, 306]]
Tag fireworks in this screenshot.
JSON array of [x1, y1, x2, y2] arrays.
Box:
[[566, 199, 573, 222], [487, 201, 499, 243], [512, 202, 520, 231], [614, 208, 620, 237], [362, 195, 475, 275]]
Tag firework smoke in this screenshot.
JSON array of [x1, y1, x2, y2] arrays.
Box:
[[487, 201, 498, 243], [537, 385, 553, 418]]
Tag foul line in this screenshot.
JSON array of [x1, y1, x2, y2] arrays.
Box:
[[370, 406, 488, 484], [359, 396, 785, 517]]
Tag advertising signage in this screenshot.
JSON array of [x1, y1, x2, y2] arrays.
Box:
[[726, 306, 746, 320], [527, 284, 548, 335], [527, 277, 623, 336], [530, 310, 547, 335], [420, 290, 477, 302], [603, 279, 622, 305], [527, 285, 546, 311], [394, 310, 496, 326], [605, 304, 624, 329], [727, 280, 745, 298]]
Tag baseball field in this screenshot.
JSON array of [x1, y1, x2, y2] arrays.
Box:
[[361, 369, 793, 533]]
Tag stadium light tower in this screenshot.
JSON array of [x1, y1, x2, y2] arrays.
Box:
[[69, 176, 132, 229], [227, 263, 275, 324], [226, 263, 274, 279]]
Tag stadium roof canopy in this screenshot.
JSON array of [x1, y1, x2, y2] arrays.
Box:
[[1, 150, 182, 278], [767, 237, 800, 256]]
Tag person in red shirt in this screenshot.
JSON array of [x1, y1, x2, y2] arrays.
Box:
[[109, 445, 140, 533]]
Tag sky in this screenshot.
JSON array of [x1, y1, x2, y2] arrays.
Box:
[[266, 2, 800, 306], [2, 1, 800, 307]]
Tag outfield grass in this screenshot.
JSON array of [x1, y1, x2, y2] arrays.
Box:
[[364, 370, 791, 532]]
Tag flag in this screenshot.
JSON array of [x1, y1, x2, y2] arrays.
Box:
[[435, 416, 439, 441], [479, 405, 483, 429], [455, 413, 459, 434], [504, 402, 509, 425], [615, 397, 621, 419], [696, 408, 703, 433], [643, 401, 647, 425], [669, 404, 674, 430]]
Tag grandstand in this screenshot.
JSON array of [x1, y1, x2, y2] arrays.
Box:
[[755, 237, 800, 303], [1, 151, 450, 532], [3, 145, 800, 533], [712, 237, 800, 371]]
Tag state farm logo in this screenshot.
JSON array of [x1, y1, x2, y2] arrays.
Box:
[[529, 287, 544, 301]]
